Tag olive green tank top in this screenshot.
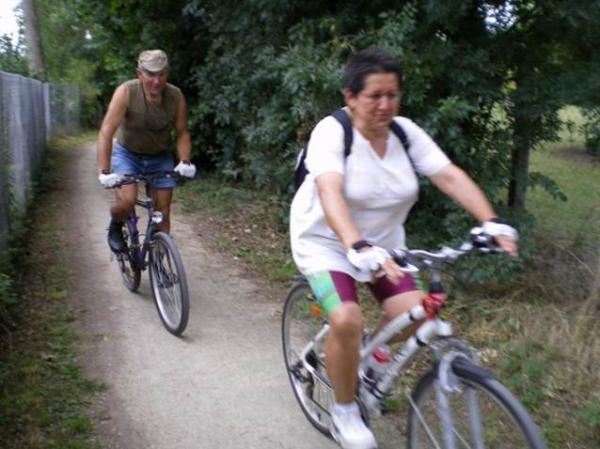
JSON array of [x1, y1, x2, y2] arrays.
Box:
[[116, 79, 182, 154]]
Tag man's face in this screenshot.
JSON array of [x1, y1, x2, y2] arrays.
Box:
[[136, 68, 168, 96]]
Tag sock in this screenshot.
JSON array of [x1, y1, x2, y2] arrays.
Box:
[[333, 401, 358, 414]]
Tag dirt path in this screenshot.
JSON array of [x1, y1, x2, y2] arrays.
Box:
[[61, 142, 337, 449]]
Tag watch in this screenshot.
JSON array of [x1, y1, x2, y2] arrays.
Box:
[[181, 160, 191, 165], [351, 240, 373, 251], [100, 169, 111, 175]]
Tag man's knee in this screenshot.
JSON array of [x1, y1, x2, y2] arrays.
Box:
[[114, 196, 136, 212]]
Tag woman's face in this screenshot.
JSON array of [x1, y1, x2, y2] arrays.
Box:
[[346, 72, 400, 132]]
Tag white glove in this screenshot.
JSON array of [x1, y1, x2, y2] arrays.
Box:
[[347, 246, 390, 272], [174, 161, 196, 178], [98, 172, 121, 188], [482, 219, 519, 241]]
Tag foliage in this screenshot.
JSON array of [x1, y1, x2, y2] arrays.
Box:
[[0, 34, 28, 75], [32, 0, 600, 270], [71, 0, 195, 112]]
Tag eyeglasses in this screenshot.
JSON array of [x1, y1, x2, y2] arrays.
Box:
[[360, 92, 400, 103]]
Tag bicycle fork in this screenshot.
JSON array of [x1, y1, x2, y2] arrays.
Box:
[[408, 346, 488, 449]]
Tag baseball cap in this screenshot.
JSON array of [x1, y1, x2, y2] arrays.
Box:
[[137, 49, 169, 72]]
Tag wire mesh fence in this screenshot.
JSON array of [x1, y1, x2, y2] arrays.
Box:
[[0, 70, 80, 259]]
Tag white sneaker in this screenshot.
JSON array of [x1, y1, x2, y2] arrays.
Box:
[[330, 402, 377, 449]]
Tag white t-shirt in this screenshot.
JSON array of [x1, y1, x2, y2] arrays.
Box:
[[289, 113, 451, 281]]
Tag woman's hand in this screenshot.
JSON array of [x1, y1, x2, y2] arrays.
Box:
[[482, 219, 519, 257], [346, 246, 405, 284]]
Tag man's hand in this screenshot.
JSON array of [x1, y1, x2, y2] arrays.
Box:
[[98, 172, 121, 188], [174, 160, 196, 178]]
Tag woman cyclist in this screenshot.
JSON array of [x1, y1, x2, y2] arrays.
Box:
[[289, 47, 517, 449]]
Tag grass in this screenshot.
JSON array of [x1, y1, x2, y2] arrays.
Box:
[[176, 178, 298, 285], [0, 132, 102, 449], [175, 107, 599, 449]]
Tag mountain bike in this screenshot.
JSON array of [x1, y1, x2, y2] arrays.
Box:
[[281, 227, 547, 449], [108, 172, 189, 336]]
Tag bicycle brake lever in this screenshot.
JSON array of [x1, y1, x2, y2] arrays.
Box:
[[391, 250, 420, 273]]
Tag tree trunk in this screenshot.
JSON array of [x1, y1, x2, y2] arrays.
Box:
[[508, 113, 533, 211], [22, 0, 45, 80]]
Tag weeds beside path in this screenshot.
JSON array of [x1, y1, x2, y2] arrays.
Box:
[[0, 133, 102, 449]]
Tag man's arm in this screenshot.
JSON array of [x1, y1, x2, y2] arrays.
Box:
[[96, 84, 129, 174], [174, 94, 191, 161]]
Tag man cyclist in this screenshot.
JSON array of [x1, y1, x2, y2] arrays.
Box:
[[96, 49, 196, 252]]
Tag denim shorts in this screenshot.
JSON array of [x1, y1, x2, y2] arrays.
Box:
[[111, 141, 176, 188]]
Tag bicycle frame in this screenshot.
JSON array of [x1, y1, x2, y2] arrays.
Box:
[[296, 292, 454, 394], [126, 192, 163, 271], [294, 243, 477, 416], [117, 175, 172, 271]]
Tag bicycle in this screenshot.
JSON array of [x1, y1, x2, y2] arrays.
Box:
[[108, 172, 190, 336], [281, 227, 547, 449]]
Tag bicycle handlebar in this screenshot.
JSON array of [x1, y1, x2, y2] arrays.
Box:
[[392, 226, 505, 272], [108, 171, 185, 188]]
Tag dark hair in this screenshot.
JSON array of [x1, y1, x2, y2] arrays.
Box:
[[341, 47, 403, 94]]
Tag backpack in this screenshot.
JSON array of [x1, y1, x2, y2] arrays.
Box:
[[293, 108, 413, 192]]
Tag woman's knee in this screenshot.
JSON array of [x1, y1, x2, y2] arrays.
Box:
[[382, 291, 423, 321], [329, 303, 364, 338]]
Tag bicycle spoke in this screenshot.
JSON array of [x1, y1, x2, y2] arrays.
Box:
[[149, 232, 189, 335], [408, 371, 544, 449]]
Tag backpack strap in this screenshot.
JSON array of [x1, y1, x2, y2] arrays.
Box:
[[389, 119, 415, 171], [389, 119, 410, 151], [331, 108, 353, 157], [331, 109, 413, 167]]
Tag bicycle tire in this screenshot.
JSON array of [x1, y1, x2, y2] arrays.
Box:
[[281, 282, 334, 437], [407, 358, 547, 449], [148, 232, 189, 336], [117, 221, 141, 292]]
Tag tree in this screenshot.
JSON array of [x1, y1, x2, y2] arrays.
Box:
[[22, 0, 45, 80], [488, 0, 600, 210], [0, 35, 28, 76], [29, 0, 600, 234]]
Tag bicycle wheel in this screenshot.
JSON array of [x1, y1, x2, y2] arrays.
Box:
[[407, 358, 547, 449], [148, 231, 189, 336], [281, 282, 334, 436], [117, 221, 141, 292]]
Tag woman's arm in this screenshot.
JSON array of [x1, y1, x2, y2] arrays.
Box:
[[315, 172, 362, 250], [316, 172, 405, 280], [428, 163, 496, 222], [428, 163, 517, 256]]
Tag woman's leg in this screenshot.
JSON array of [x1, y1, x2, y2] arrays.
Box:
[[326, 301, 364, 403]]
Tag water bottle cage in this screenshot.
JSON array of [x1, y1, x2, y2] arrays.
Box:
[[422, 292, 447, 319]]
